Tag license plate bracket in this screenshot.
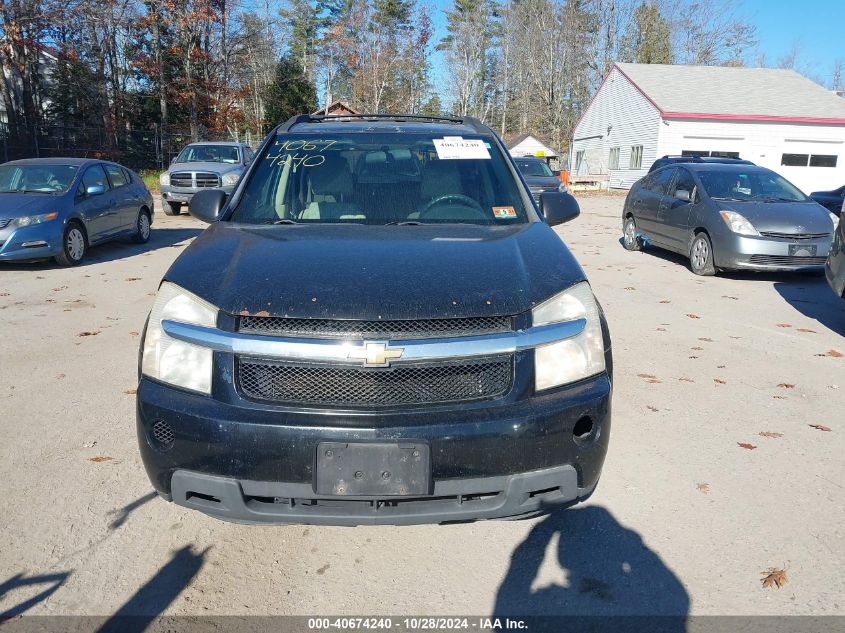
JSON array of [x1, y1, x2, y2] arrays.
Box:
[[789, 243, 817, 257], [315, 442, 430, 496]]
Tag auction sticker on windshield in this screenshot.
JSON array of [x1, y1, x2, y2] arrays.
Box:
[[433, 137, 490, 160]]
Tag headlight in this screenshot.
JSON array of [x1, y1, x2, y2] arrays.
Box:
[[159, 172, 170, 186], [719, 210, 759, 236], [16, 212, 58, 227], [829, 211, 840, 232], [533, 282, 606, 391], [221, 172, 240, 187], [141, 282, 217, 394]]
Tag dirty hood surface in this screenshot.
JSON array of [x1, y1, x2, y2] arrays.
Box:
[[718, 200, 834, 234], [165, 222, 585, 320]]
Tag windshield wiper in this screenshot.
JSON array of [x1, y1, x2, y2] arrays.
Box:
[[267, 219, 299, 224], [712, 196, 748, 201], [384, 220, 423, 226]]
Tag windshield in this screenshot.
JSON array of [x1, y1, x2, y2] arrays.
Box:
[[0, 164, 78, 194], [230, 132, 530, 225], [175, 145, 240, 164], [514, 158, 554, 177], [698, 169, 808, 202]]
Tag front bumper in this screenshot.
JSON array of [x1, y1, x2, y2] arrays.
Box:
[[0, 220, 63, 261], [715, 233, 832, 271], [826, 229, 845, 297], [161, 185, 235, 204], [136, 372, 612, 525]]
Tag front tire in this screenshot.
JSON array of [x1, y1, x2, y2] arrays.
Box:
[[164, 201, 181, 216], [623, 216, 641, 251], [690, 232, 716, 276], [132, 208, 152, 244], [54, 223, 87, 267]]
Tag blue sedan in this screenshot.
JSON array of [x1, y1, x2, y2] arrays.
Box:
[[0, 158, 154, 266]]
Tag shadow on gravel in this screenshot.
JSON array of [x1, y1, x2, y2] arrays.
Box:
[[0, 227, 202, 271], [493, 506, 688, 631], [0, 571, 72, 620], [774, 280, 845, 336], [97, 545, 210, 633], [108, 491, 159, 530]]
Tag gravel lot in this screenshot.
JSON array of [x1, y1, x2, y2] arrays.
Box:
[[1, 195, 843, 621]]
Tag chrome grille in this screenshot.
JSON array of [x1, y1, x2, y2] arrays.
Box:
[[748, 254, 826, 266], [195, 172, 221, 188], [169, 172, 193, 188], [237, 356, 513, 407], [0, 218, 12, 229], [238, 315, 513, 340], [759, 231, 830, 240]]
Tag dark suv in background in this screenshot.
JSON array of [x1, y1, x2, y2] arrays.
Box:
[[136, 114, 613, 526], [648, 154, 753, 173]]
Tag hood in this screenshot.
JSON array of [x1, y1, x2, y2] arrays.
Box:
[[168, 161, 242, 175], [165, 222, 585, 320], [0, 193, 67, 219], [522, 175, 561, 189], [718, 200, 834, 234]]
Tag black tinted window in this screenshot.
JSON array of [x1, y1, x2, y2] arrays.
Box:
[[650, 168, 675, 195], [671, 169, 696, 198]]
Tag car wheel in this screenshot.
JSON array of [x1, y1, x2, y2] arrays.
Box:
[[623, 216, 641, 251], [164, 201, 181, 216], [133, 208, 152, 244], [689, 233, 716, 276], [54, 223, 87, 267]]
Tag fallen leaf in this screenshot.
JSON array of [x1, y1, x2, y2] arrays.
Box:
[[773, 395, 787, 400], [776, 323, 792, 328], [88, 456, 113, 463], [809, 424, 832, 432], [796, 328, 816, 333], [777, 383, 794, 389], [816, 350, 843, 358], [737, 442, 757, 450], [637, 373, 658, 379], [689, 355, 698, 359], [659, 300, 671, 304], [238, 309, 250, 316], [696, 483, 710, 494], [624, 286, 636, 291], [686, 313, 700, 319], [77, 331, 100, 337], [759, 431, 783, 438], [760, 567, 787, 589], [698, 337, 713, 342], [254, 310, 271, 317], [129, 331, 139, 336], [82, 441, 97, 448], [714, 378, 726, 384], [124, 388, 137, 395], [656, 327, 667, 332], [56, 373, 66, 380], [646, 405, 659, 412], [678, 377, 695, 383], [721, 295, 738, 300], [125, 277, 141, 282]]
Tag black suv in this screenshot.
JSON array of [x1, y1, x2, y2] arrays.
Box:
[[648, 155, 753, 173], [136, 114, 613, 525]]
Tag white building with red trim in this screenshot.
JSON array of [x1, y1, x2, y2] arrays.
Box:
[[570, 63, 845, 193]]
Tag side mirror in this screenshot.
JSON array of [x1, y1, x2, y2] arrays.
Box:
[[86, 184, 106, 196], [552, 170, 561, 177], [539, 191, 580, 226], [189, 189, 227, 223], [674, 189, 691, 202]]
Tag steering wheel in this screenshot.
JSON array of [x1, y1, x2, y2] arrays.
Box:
[[419, 194, 487, 220]]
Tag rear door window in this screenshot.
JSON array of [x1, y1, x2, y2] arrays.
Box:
[[651, 168, 676, 195], [105, 164, 128, 188]]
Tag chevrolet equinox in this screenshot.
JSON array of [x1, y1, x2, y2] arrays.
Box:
[[136, 114, 613, 525]]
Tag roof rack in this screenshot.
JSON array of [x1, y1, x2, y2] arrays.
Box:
[[276, 113, 490, 134]]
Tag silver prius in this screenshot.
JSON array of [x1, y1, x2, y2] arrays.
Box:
[[622, 163, 837, 275]]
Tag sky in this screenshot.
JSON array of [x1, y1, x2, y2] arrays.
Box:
[[424, 0, 845, 93]]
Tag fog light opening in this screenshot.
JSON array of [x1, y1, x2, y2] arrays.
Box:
[[573, 416, 595, 441], [150, 419, 175, 452]]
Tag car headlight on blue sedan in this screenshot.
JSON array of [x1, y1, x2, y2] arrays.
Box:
[[16, 212, 58, 227], [719, 210, 759, 236]]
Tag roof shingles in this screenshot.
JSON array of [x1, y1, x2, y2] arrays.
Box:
[[615, 62, 845, 123]]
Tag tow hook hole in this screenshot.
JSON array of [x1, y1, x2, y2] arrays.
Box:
[[187, 491, 221, 505], [573, 416, 594, 441]]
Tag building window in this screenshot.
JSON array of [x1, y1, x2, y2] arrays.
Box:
[[809, 154, 838, 167], [609, 147, 620, 170], [782, 153, 809, 167], [630, 145, 643, 169], [575, 150, 584, 171]]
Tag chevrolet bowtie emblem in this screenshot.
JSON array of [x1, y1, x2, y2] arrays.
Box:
[[348, 342, 404, 367]]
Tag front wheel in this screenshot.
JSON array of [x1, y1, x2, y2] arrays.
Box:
[[54, 223, 87, 266], [132, 209, 152, 244], [689, 233, 716, 276], [164, 201, 181, 216], [623, 216, 641, 251]]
